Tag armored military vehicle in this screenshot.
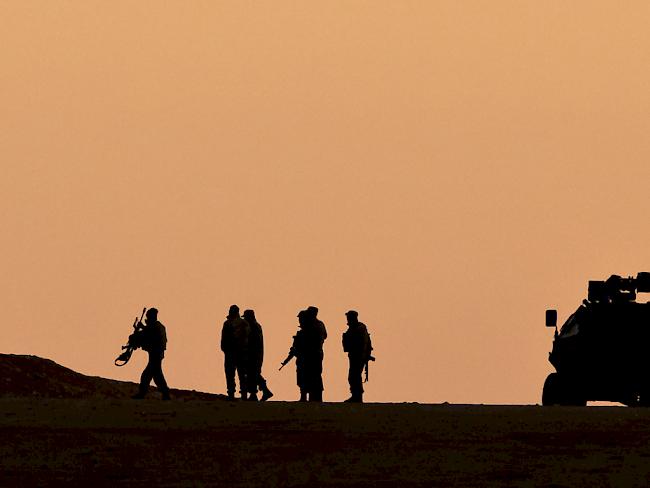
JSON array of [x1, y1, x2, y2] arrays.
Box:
[[543, 273, 650, 406]]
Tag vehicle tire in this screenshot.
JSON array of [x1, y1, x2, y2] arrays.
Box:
[[542, 373, 586, 406], [542, 373, 561, 406], [565, 395, 587, 407]]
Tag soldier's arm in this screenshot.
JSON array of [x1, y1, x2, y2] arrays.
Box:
[[280, 337, 297, 367], [287, 332, 301, 358], [220, 322, 229, 352], [362, 326, 373, 361], [159, 324, 168, 350]]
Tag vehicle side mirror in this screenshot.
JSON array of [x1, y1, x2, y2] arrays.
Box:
[[546, 309, 557, 328]]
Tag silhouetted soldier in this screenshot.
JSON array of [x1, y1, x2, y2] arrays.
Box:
[[281, 310, 311, 401], [242, 309, 273, 401], [133, 308, 171, 400], [221, 304, 250, 400], [305, 306, 327, 402], [342, 310, 372, 403]]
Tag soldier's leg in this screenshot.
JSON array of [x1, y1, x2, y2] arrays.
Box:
[[307, 357, 323, 402], [247, 363, 259, 396], [347, 359, 354, 392], [135, 360, 154, 398], [352, 360, 364, 398], [297, 363, 308, 401], [257, 373, 274, 401], [224, 354, 236, 398], [312, 356, 324, 402], [309, 373, 323, 401], [245, 364, 259, 401], [151, 354, 170, 399], [236, 355, 247, 399], [347, 357, 364, 402]]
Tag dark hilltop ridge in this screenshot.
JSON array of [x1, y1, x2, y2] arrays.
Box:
[[4, 356, 650, 485], [0, 354, 226, 400]]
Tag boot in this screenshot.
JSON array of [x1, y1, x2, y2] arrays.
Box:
[[299, 391, 308, 402], [227, 391, 236, 401], [344, 393, 363, 403], [247, 393, 259, 401], [261, 387, 274, 402]]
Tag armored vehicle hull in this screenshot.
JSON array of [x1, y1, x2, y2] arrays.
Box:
[[543, 273, 650, 406]]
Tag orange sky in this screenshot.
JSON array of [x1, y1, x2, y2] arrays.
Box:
[[3, 2, 650, 403]]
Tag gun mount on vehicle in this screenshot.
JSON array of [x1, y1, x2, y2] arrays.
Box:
[[543, 273, 650, 406]]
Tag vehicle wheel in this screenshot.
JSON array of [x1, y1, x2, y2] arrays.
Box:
[[542, 373, 586, 406], [565, 395, 587, 407], [542, 373, 561, 406]]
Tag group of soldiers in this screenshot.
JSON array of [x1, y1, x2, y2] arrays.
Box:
[[128, 305, 374, 403], [221, 305, 274, 401]]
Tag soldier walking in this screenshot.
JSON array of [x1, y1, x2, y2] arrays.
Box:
[[221, 305, 250, 400], [342, 310, 373, 403], [242, 309, 273, 401], [133, 308, 171, 400]]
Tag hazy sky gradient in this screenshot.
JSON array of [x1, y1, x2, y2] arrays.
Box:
[[3, 2, 650, 403]]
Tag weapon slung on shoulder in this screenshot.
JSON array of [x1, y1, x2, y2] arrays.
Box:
[[364, 355, 376, 383]]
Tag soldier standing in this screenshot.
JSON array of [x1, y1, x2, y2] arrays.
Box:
[[342, 310, 373, 403], [281, 310, 311, 401], [242, 309, 273, 401], [221, 304, 250, 400], [133, 308, 171, 400], [305, 306, 327, 402]]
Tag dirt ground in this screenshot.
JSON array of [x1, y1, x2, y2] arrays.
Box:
[[3, 399, 650, 487]]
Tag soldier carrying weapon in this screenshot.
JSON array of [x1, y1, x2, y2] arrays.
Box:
[[304, 306, 327, 402], [280, 308, 328, 402], [342, 310, 374, 403], [280, 310, 312, 401], [115, 307, 170, 400]]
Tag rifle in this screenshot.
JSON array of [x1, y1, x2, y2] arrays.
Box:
[[280, 332, 301, 370], [364, 355, 376, 383], [114, 308, 146, 367], [279, 354, 294, 371]]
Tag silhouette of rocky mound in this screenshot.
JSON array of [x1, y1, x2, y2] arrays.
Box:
[[0, 354, 225, 400]]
